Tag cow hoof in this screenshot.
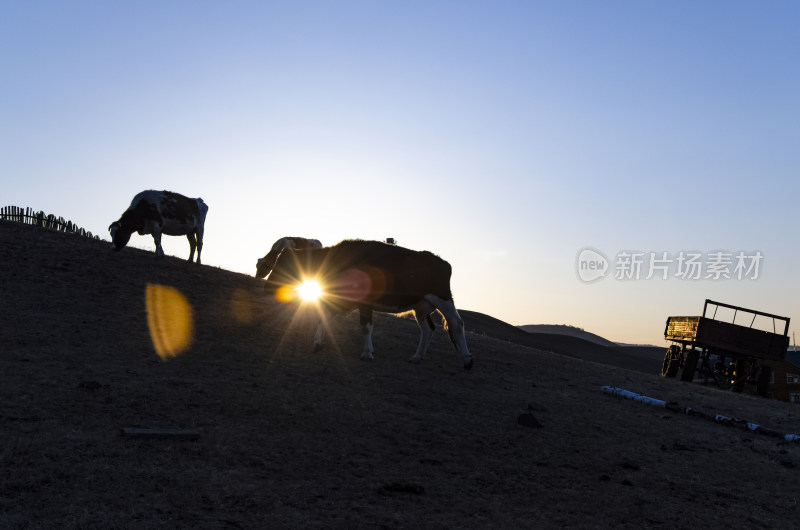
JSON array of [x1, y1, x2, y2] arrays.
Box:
[[463, 358, 473, 371], [313, 343, 325, 353], [360, 355, 373, 361], [408, 357, 422, 364]]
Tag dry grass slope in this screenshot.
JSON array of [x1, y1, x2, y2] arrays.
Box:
[[2, 220, 800, 529]]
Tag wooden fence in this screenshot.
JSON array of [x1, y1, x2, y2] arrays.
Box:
[[0, 206, 100, 239]]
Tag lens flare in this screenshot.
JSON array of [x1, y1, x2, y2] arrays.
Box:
[[145, 284, 194, 360], [275, 284, 297, 303], [296, 279, 323, 302], [230, 288, 255, 324]]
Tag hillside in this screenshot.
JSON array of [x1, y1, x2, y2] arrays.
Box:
[[518, 324, 618, 347], [464, 311, 664, 375], [3, 220, 800, 528]]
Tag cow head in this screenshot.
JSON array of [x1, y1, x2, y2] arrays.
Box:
[[255, 257, 269, 279], [255, 250, 281, 279], [108, 221, 133, 251]]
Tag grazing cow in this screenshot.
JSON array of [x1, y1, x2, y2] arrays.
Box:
[[264, 240, 473, 370], [109, 190, 209, 264], [255, 236, 323, 279]]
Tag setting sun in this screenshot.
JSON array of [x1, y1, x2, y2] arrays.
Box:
[[296, 279, 323, 302]]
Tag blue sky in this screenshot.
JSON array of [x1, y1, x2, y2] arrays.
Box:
[[2, 1, 799, 344]]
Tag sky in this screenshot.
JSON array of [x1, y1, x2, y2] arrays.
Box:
[[2, 1, 799, 345]]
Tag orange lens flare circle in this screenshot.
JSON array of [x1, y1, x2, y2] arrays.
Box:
[[275, 284, 297, 303], [145, 284, 194, 360], [230, 288, 255, 324]]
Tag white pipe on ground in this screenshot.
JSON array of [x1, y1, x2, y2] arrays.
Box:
[[601, 386, 800, 442]]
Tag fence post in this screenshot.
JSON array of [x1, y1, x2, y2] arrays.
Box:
[[1, 206, 99, 241]]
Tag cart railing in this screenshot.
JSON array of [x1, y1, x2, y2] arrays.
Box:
[[702, 299, 790, 337]]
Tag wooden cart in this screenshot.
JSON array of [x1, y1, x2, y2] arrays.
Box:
[[661, 299, 790, 397]]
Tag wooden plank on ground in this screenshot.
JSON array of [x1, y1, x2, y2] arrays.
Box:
[[121, 427, 200, 440]]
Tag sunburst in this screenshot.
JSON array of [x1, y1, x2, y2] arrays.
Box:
[[296, 279, 323, 302]]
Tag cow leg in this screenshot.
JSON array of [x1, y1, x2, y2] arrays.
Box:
[[313, 317, 327, 352], [424, 295, 473, 370], [312, 307, 331, 352], [152, 231, 165, 257], [186, 232, 197, 263], [359, 305, 374, 360], [409, 300, 437, 364], [195, 226, 204, 264]]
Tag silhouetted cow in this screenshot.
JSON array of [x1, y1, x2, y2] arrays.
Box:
[[264, 240, 473, 370], [255, 236, 322, 279], [109, 190, 208, 263]]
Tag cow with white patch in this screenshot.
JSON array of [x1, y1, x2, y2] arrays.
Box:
[[109, 190, 209, 264], [255, 236, 323, 279], [264, 240, 473, 370]]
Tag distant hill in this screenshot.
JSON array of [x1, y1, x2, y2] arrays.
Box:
[[518, 324, 618, 347], [461, 311, 663, 374]]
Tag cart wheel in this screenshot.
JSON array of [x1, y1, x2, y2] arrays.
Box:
[[661, 351, 670, 376], [731, 360, 750, 393], [712, 357, 733, 390], [681, 349, 699, 382], [698, 352, 713, 382], [661, 345, 682, 378], [757, 365, 772, 397]]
